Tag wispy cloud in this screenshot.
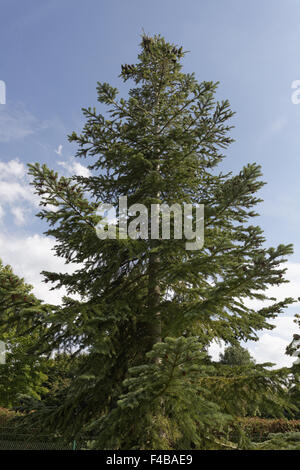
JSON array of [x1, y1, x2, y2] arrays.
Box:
[[267, 116, 288, 136], [55, 144, 63, 156], [0, 103, 39, 142], [271, 117, 287, 133]]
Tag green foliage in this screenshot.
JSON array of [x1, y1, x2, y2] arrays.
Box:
[[286, 315, 300, 418], [287, 375, 300, 419], [236, 417, 300, 439], [88, 337, 230, 449], [0, 407, 17, 427], [0, 260, 49, 407], [3, 34, 296, 449], [254, 432, 300, 450], [203, 364, 293, 419], [219, 344, 255, 366]]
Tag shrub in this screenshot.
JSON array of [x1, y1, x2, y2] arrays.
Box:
[[0, 408, 16, 427], [237, 417, 300, 440], [254, 432, 300, 450]]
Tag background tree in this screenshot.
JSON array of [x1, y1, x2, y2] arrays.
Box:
[[5, 34, 296, 449], [215, 344, 292, 419], [0, 260, 48, 408], [219, 344, 255, 366]]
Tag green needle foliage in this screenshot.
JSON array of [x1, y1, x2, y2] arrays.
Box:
[[287, 314, 300, 365], [7, 34, 296, 448], [286, 315, 300, 419], [254, 432, 300, 450]]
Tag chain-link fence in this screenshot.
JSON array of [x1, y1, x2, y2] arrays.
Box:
[[0, 427, 286, 450], [0, 427, 95, 450]]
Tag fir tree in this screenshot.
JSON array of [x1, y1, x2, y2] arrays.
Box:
[[6, 34, 296, 449], [286, 314, 300, 419]]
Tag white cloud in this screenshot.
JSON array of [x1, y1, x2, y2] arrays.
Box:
[[0, 181, 36, 206], [269, 315, 299, 342], [0, 159, 38, 225], [55, 144, 63, 156], [266, 262, 300, 305], [72, 162, 91, 177], [58, 159, 91, 178], [208, 316, 299, 368], [249, 334, 290, 367], [11, 206, 26, 226], [0, 233, 78, 304], [247, 315, 299, 368], [208, 340, 225, 361], [0, 159, 25, 179], [241, 261, 300, 311]]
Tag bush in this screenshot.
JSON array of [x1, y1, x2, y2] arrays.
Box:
[[0, 408, 17, 427], [237, 417, 300, 440], [254, 432, 300, 450]]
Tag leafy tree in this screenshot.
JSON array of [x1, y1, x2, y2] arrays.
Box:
[[0, 260, 48, 407], [5, 34, 295, 449], [219, 344, 255, 366]]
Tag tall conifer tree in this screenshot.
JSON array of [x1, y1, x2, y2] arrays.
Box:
[[9, 35, 295, 449]]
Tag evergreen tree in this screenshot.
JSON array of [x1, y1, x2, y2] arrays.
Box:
[[286, 315, 300, 419], [286, 372, 300, 419], [6, 35, 295, 449]]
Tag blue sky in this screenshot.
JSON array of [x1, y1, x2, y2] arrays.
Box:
[[1, 0, 300, 366]]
